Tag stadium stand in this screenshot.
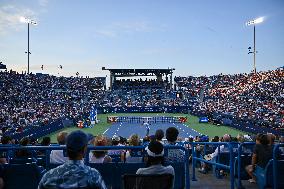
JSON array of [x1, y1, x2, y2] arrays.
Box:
[[0, 71, 106, 140], [1, 68, 283, 138], [176, 69, 284, 135], [0, 68, 283, 188]]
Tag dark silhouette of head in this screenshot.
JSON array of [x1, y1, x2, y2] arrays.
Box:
[[155, 129, 164, 141], [166, 127, 179, 143], [146, 141, 165, 167], [66, 130, 88, 160]]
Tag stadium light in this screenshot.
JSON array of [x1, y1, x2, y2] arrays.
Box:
[[246, 17, 264, 73], [20, 17, 37, 74]]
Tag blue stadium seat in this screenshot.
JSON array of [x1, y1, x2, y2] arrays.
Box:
[[118, 162, 146, 175], [234, 154, 252, 188], [215, 152, 232, 178], [122, 174, 174, 189], [3, 163, 45, 189], [109, 154, 122, 163], [36, 155, 47, 168], [278, 153, 284, 160], [89, 162, 147, 189], [89, 163, 118, 189], [0, 145, 14, 160], [254, 159, 284, 189], [9, 157, 37, 164], [118, 162, 146, 188], [234, 154, 251, 179], [165, 162, 185, 189]]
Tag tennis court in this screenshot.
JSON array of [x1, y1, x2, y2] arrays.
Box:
[[103, 122, 202, 139]]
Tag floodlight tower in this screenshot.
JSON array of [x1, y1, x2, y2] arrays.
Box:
[[246, 17, 263, 74], [20, 17, 37, 74]]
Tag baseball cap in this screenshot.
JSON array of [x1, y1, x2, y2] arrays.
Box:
[[66, 130, 88, 152]]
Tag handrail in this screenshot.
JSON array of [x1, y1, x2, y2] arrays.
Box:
[[0, 144, 190, 189], [236, 142, 255, 189], [191, 142, 235, 189], [0, 145, 188, 151], [273, 143, 284, 189]]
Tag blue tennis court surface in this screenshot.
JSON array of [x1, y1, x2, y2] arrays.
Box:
[[103, 122, 202, 139]]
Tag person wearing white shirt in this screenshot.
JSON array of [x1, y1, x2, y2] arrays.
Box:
[[50, 131, 68, 164], [200, 134, 231, 174], [136, 141, 175, 189]]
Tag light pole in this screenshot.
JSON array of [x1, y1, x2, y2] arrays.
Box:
[[246, 17, 263, 74], [20, 17, 37, 74]]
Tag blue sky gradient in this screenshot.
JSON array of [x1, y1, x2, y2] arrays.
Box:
[[0, 0, 283, 77]]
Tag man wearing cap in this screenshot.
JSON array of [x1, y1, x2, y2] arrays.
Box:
[[38, 130, 106, 189]]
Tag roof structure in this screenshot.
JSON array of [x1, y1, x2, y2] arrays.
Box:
[[102, 68, 175, 77], [102, 67, 175, 90], [0, 62, 7, 70]]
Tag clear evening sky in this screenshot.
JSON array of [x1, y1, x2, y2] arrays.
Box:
[[0, 0, 283, 77]]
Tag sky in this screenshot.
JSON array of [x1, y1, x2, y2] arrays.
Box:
[[0, 0, 284, 78]]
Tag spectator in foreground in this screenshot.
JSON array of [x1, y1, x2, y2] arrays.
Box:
[[87, 133, 95, 144], [50, 131, 68, 164], [279, 136, 284, 153], [0, 165, 4, 189], [165, 127, 184, 162], [206, 134, 231, 160], [267, 133, 275, 145], [184, 137, 194, 150], [137, 141, 174, 175], [15, 137, 33, 158], [38, 130, 106, 189], [41, 137, 51, 146], [136, 141, 175, 188], [108, 135, 123, 157], [89, 135, 112, 163], [245, 134, 272, 183], [199, 134, 231, 174], [0, 135, 13, 164], [155, 129, 164, 144], [37, 137, 51, 156], [122, 134, 143, 163]]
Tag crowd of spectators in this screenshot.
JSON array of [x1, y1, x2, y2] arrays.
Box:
[[0, 70, 105, 136], [1, 68, 283, 137], [102, 88, 187, 108], [175, 68, 284, 131], [113, 78, 169, 90]]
